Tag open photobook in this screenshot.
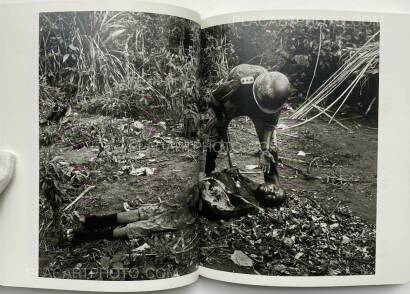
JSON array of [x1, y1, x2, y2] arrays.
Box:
[[0, 0, 409, 292]]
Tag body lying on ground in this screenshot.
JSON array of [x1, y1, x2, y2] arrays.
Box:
[[68, 63, 291, 243], [67, 170, 286, 243]]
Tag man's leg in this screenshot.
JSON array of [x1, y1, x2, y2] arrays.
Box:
[[116, 202, 172, 224], [76, 202, 170, 230], [204, 117, 227, 175], [67, 228, 116, 243], [68, 203, 171, 242], [205, 142, 222, 175]]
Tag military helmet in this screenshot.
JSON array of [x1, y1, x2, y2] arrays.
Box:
[[252, 72, 290, 114]]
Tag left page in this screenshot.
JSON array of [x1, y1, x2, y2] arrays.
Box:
[[0, 1, 201, 292]]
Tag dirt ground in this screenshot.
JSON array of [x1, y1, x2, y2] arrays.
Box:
[[39, 110, 200, 280], [200, 113, 377, 275], [39, 108, 377, 279], [217, 115, 377, 224]]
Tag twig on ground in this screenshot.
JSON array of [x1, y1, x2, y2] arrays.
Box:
[[200, 244, 229, 250], [279, 160, 318, 181], [279, 132, 299, 139], [313, 105, 351, 131], [236, 125, 298, 139], [239, 171, 263, 174], [365, 97, 377, 116], [307, 157, 321, 173], [301, 194, 330, 216], [279, 159, 370, 184], [329, 200, 342, 216], [279, 156, 307, 164], [64, 185, 96, 211], [172, 233, 199, 254]]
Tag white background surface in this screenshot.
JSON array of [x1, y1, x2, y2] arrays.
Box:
[[1, 280, 410, 294], [0, 0, 409, 293]]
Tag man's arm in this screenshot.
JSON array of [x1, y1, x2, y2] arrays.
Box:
[[259, 129, 274, 151], [257, 128, 275, 174]]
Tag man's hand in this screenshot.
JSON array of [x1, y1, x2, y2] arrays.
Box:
[[259, 150, 274, 173]]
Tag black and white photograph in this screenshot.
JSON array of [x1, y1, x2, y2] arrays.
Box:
[[198, 19, 379, 276], [38, 12, 379, 281], [38, 11, 202, 280]]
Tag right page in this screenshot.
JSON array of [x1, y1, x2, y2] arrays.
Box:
[[198, 10, 410, 286]]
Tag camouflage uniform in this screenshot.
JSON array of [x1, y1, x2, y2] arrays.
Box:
[[204, 64, 290, 184]]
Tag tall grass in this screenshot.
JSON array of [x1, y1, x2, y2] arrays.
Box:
[[39, 11, 200, 123]]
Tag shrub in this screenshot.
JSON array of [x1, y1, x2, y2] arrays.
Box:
[[200, 20, 379, 103], [39, 12, 201, 123]]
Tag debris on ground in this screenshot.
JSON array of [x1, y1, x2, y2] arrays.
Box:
[[230, 250, 254, 267]]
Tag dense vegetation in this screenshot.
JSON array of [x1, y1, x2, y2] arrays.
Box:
[[40, 12, 200, 123], [38, 15, 378, 279], [201, 20, 379, 116], [39, 12, 201, 280]]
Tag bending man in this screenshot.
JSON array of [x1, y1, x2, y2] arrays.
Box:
[[204, 64, 290, 204]]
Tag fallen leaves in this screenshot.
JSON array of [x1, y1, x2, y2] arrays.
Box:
[[130, 166, 156, 176], [133, 152, 146, 160], [294, 252, 304, 260], [245, 164, 259, 170], [297, 150, 306, 157], [133, 243, 151, 252], [133, 121, 144, 130], [283, 236, 295, 248], [230, 250, 254, 267], [341, 235, 351, 244], [200, 189, 376, 276], [39, 111, 203, 277]]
